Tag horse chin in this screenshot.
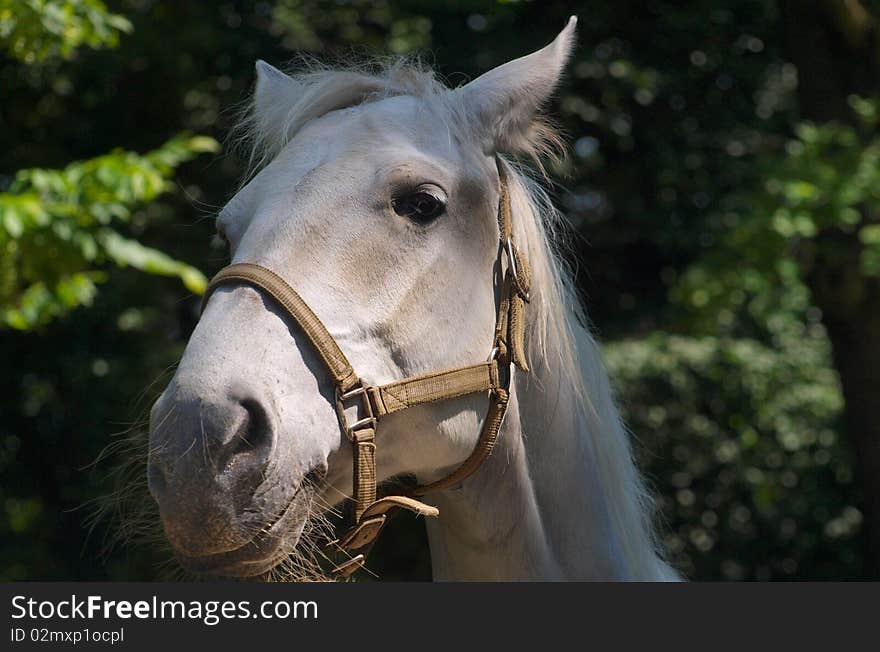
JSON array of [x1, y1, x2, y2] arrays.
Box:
[[172, 478, 317, 578]]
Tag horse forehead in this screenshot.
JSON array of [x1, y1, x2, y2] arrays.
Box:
[[304, 94, 456, 156], [360, 94, 439, 129]]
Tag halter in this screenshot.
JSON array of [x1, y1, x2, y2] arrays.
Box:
[[201, 156, 531, 577]]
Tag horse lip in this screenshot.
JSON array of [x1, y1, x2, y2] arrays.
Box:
[[174, 475, 316, 577]]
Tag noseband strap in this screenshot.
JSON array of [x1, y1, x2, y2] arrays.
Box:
[[201, 156, 531, 577]]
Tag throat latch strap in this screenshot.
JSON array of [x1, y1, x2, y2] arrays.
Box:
[[200, 155, 529, 578]]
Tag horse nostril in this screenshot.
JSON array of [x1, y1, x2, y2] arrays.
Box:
[[217, 397, 274, 473], [240, 397, 271, 448]]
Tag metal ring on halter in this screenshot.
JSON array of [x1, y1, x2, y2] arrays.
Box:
[[505, 237, 530, 302], [334, 384, 376, 440], [505, 237, 518, 280]]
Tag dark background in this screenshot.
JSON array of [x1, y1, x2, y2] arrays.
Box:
[[2, 0, 879, 580]]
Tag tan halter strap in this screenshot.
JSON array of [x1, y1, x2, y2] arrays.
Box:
[[201, 155, 530, 577], [200, 264, 360, 393]]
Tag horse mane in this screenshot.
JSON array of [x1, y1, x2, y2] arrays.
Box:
[[230, 55, 445, 181], [503, 164, 677, 580], [230, 55, 675, 580], [231, 54, 564, 180]]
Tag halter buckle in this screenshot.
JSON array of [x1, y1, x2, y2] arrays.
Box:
[[505, 237, 530, 302], [335, 383, 377, 440], [505, 237, 518, 279]]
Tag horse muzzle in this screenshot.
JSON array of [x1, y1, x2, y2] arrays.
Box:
[[147, 384, 319, 575]]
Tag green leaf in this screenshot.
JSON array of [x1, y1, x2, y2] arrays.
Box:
[[0, 133, 215, 330], [97, 229, 207, 294], [0, 0, 133, 63], [186, 136, 222, 154], [859, 225, 880, 246]]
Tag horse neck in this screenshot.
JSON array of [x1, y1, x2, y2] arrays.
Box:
[[424, 349, 635, 581]]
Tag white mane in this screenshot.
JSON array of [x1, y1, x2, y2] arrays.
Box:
[[505, 164, 675, 580], [232, 56, 563, 180], [232, 57, 674, 580]]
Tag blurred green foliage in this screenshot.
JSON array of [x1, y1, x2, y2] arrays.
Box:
[[0, 0, 132, 63], [0, 135, 216, 329], [608, 327, 859, 579], [675, 96, 880, 330], [1, 0, 878, 580]]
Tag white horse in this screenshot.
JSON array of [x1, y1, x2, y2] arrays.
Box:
[[147, 17, 678, 581]]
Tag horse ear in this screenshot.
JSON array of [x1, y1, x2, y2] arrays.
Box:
[[253, 60, 302, 148], [458, 16, 577, 154]]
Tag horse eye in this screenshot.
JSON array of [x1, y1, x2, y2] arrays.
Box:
[[392, 187, 446, 223]]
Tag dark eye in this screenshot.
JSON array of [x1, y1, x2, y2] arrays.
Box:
[[392, 186, 446, 223]]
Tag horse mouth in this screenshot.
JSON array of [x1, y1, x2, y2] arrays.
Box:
[[173, 471, 321, 577]]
